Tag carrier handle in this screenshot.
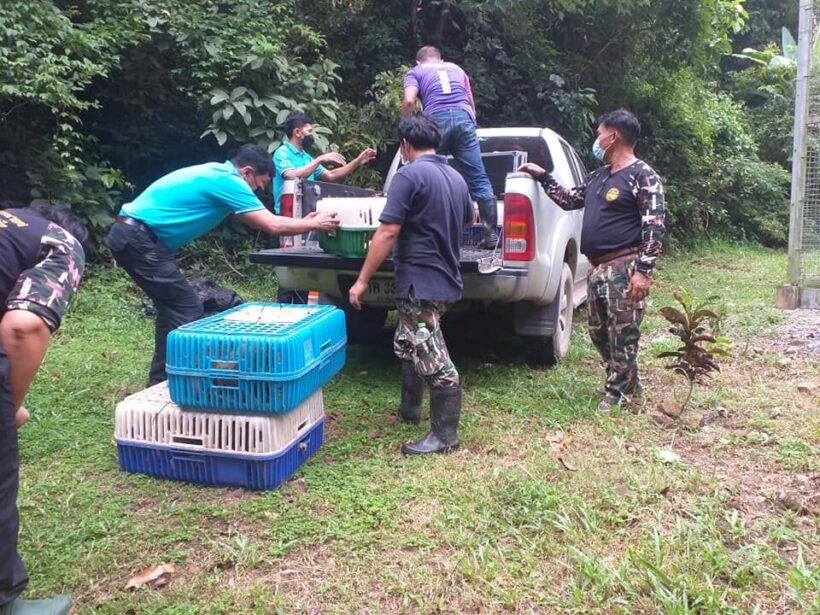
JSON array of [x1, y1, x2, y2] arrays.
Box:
[[210, 360, 239, 371], [319, 338, 333, 352], [171, 434, 205, 448], [210, 377, 240, 389], [171, 452, 206, 465]]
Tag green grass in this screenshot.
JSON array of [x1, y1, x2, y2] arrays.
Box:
[[15, 242, 819, 614]]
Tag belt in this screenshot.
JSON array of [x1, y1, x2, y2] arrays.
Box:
[[589, 246, 639, 267], [115, 215, 156, 239]]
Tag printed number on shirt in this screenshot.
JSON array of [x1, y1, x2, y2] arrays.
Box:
[[437, 70, 452, 94]]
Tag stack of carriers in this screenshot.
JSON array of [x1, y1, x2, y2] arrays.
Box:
[[114, 303, 346, 490]]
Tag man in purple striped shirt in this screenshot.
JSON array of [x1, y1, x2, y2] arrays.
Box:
[[402, 46, 497, 248]]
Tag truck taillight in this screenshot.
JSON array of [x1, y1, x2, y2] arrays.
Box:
[[503, 193, 535, 261], [280, 193, 294, 218], [280, 193, 295, 248]]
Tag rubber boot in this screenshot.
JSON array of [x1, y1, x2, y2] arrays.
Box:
[[6, 595, 72, 615], [401, 386, 461, 455], [477, 197, 499, 249], [397, 361, 423, 425]]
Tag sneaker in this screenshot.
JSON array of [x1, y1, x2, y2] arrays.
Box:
[[597, 394, 620, 413]]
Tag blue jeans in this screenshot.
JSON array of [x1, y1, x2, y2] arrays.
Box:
[[432, 109, 494, 203]]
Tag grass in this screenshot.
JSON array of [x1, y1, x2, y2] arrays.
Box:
[[15, 242, 819, 614]]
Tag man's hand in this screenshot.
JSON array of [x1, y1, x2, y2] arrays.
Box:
[[307, 211, 340, 232], [356, 148, 377, 167], [517, 163, 547, 179], [317, 152, 347, 167], [15, 405, 30, 428], [349, 279, 368, 310], [626, 271, 651, 302]]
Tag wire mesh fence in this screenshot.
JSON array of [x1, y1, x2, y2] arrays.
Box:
[[794, 0, 820, 284]]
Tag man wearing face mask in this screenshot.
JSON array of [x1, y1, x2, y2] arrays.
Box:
[[273, 110, 376, 214], [519, 109, 666, 413], [273, 110, 376, 303], [349, 112, 474, 455], [107, 144, 340, 386]]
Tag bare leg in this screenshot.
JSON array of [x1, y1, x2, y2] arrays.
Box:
[[0, 310, 51, 413]]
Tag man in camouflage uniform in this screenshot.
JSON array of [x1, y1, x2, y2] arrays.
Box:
[[520, 109, 665, 412], [1, 205, 87, 615], [350, 112, 473, 454]]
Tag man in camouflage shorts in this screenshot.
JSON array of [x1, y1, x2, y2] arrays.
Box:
[[1, 205, 87, 614], [519, 109, 665, 412], [350, 112, 473, 454]]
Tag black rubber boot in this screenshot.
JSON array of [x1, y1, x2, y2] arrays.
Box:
[[396, 361, 423, 425], [401, 386, 461, 455], [477, 197, 499, 249], [5, 595, 73, 615]]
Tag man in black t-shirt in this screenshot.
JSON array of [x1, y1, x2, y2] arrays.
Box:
[[519, 109, 666, 413], [350, 112, 473, 455], [0, 205, 87, 614]]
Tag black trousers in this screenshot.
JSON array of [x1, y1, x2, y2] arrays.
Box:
[[0, 345, 28, 606], [106, 222, 204, 385]]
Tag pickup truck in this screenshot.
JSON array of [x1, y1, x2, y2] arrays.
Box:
[[250, 127, 590, 364]]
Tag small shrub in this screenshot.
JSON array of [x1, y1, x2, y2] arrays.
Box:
[[658, 288, 732, 411]]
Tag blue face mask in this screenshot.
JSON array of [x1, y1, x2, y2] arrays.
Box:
[[592, 133, 614, 162]]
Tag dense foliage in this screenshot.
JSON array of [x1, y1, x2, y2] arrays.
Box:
[[0, 0, 798, 251]]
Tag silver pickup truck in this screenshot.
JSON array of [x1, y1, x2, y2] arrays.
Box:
[[251, 127, 590, 364]]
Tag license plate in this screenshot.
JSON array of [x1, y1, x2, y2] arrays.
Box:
[[365, 278, 395, 302]]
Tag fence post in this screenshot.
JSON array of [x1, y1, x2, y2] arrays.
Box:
[[788, 0, 811, 286]]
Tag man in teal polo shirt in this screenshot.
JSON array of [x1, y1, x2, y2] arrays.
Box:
[[273, 110, 376, 213], [106, 144, 339, 385], [273, 110, 376, 303]]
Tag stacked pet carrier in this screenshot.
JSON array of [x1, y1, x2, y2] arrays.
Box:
[[114, 303, 346, 490]]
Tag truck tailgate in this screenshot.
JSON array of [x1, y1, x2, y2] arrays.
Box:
[[250, 246, 494, 273]]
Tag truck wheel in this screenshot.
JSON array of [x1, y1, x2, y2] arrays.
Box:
[[524, 262, 574, 365], [344, 306, 389, 344]]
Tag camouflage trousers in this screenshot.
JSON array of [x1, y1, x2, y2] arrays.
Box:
[[4, 223, 85, 333], [394, 297, 460, 389], [587, 254, 645, 400]]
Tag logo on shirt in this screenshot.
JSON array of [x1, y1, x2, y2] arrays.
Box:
[[605, 187, 620, 202]]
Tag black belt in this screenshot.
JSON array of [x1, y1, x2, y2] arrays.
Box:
[[589, 246, 640, 267], [115, 215, 157, 239]]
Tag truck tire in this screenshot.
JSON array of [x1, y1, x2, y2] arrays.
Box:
[[344, 305, 389, 344], [524, 262, 574, 365]]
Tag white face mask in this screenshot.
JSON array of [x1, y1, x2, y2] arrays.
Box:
[[399, 141, 410, 166]]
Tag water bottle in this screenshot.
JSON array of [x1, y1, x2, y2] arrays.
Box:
[[415, 322, 431, 351]]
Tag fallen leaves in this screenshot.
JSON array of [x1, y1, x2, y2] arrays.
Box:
[[557, 457, 578, 472], [126, 564, 175, 590]]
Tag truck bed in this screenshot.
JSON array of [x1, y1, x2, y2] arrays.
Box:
[[250, 245, 495, 273]]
